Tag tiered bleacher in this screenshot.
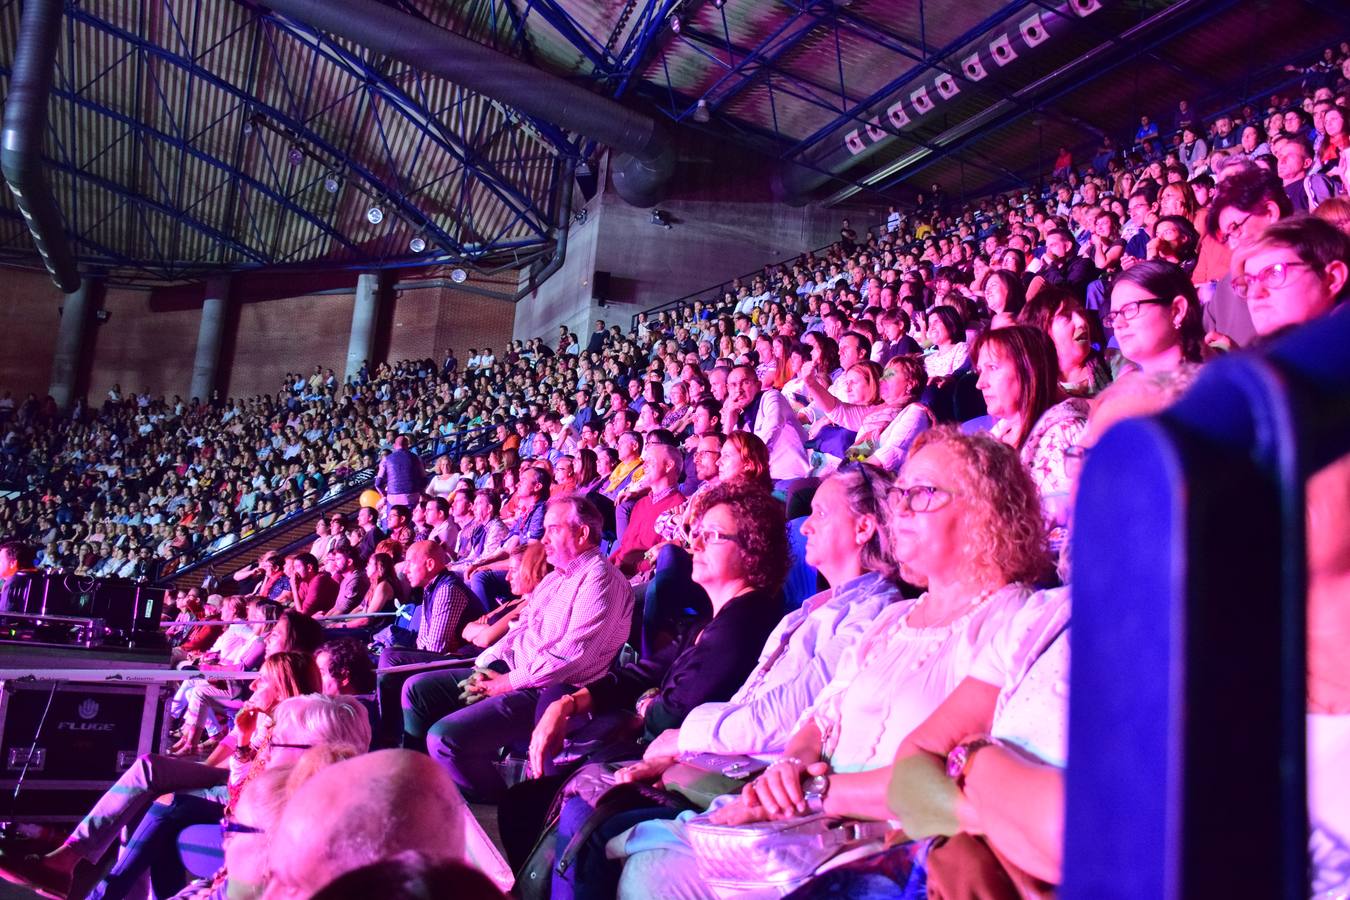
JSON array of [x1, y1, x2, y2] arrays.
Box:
[[0, 41, 1348, 900]]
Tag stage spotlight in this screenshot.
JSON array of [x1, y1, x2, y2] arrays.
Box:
[[287, 145, 305, 165], [409, 237, 427, 253], [669, 14, 682, 33], [712, 0, 726, 8], [366, 206, 384, 225], [323, 173, 341, 193], [692, 99, 711, 123], [451, 268, 468, 283]]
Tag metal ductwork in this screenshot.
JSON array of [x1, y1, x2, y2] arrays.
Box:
[[2, 0, 80, 293], [515, 157, 576, 301], [263, 0, 676, 209]]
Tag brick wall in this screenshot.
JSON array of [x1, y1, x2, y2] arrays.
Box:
[[0, 268, 64, 399], [387, 277, 516, 364], [0, 267, 518, 405]]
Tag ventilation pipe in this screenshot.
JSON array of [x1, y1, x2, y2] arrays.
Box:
[[515, 157, 576, 301], [2, 0, 80, 292], [263, 0, 675, 208]]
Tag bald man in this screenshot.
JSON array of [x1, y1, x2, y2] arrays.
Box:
[[264, 749, 511, 898]]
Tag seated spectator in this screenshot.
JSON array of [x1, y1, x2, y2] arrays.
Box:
[[320, 543, 368, 618], [266, 749, 512, 896], [983, 270, 1026, 330], [400, 496, 633, 802], [609, 428, 1053, 898], [460, 541, 549, 649], [1048, 298, 1116, 397], [923, 306, 970, 380], [462, 465, 550, 608], [972, 326, 1090, 553], [1230, 214, 1350, 338], [1105, 260, 1207, 373], [858, 355, 935, 473], [717, 430, 773, 492], [288, 552, 338, 617], [722, 365, 810, 483], [608, 442, 685, 577], [316, 637, 378, 696]]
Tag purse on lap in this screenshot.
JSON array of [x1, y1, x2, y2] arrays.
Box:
[[685, 810, 891, 899]]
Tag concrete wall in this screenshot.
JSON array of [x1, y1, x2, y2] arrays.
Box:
[[0, 267, 517, 404], [513, 147, 841, 344]]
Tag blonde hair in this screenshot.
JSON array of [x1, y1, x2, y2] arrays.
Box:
[[903, 426, 1052, 585], [271, 694, 372, 754]]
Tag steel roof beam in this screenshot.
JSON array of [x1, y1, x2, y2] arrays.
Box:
[[67, 8, 481, 260], [853, 0, 1241, 200], [0, 64, 361, 254], [259, 12, 557, 238]]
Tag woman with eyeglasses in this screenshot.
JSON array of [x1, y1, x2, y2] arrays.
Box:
[[509, 483, 787, 898], [0, 653, 324, 899], [1105, 260, 1207, 373], [609, 429, 1051, 899], [1229, 214, 1350, 338], [972, 326, 1089, 554]]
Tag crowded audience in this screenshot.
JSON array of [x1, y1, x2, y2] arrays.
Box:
[[0, 40, 1347, 900]]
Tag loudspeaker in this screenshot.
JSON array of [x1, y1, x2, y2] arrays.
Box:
[[0, 680, 166, 822]]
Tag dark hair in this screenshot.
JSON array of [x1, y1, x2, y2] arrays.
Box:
[[969, 325, 1062, 450], [928, 305, 965, 344], [983, 270, 1026, 317], [1206, 165, 1293, 234], [1242, 214, 1350, 302], [271, 610, 325, 655], [695, 481, 789, 595], [291, 552, 319, 572], [840, 330, 873, 358], [1109, 260, 1206, 362], [316, 638, 376, 694]]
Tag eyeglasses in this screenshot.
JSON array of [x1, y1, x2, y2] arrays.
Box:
[[1232, 261, 1315, 298], [689, 526, 739, 546], [220, 817, 265, 838], [1101, 297, 1171, 328], [893, 484, 954, 514], [1221, 212, 1255, 246], [1064, 444, 1092, 475]]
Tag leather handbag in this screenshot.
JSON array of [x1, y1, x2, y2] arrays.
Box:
[[660, 753, 769, 810], [685, 811, 891, 899]]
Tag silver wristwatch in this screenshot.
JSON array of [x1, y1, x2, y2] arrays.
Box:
[[802, 773, 830, 814]]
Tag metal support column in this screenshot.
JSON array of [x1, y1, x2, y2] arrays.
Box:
[[189, 276, 232, 403], [48, 280, 93, 409], [345, 272, 381, 383]]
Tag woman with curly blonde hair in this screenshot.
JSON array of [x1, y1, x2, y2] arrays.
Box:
[[612, 428, 1052, 899]]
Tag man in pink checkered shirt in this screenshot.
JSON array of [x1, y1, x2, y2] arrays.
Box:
[[400, 495, 633, 802]]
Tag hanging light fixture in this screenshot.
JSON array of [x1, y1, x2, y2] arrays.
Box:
[[287, 145, 305, 166], [366, 206, 384, 225], [692, 99, 711, 123], [409, 237, 427, 253], [323, 173, 341, 193], [450, 268, 468, 283]]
